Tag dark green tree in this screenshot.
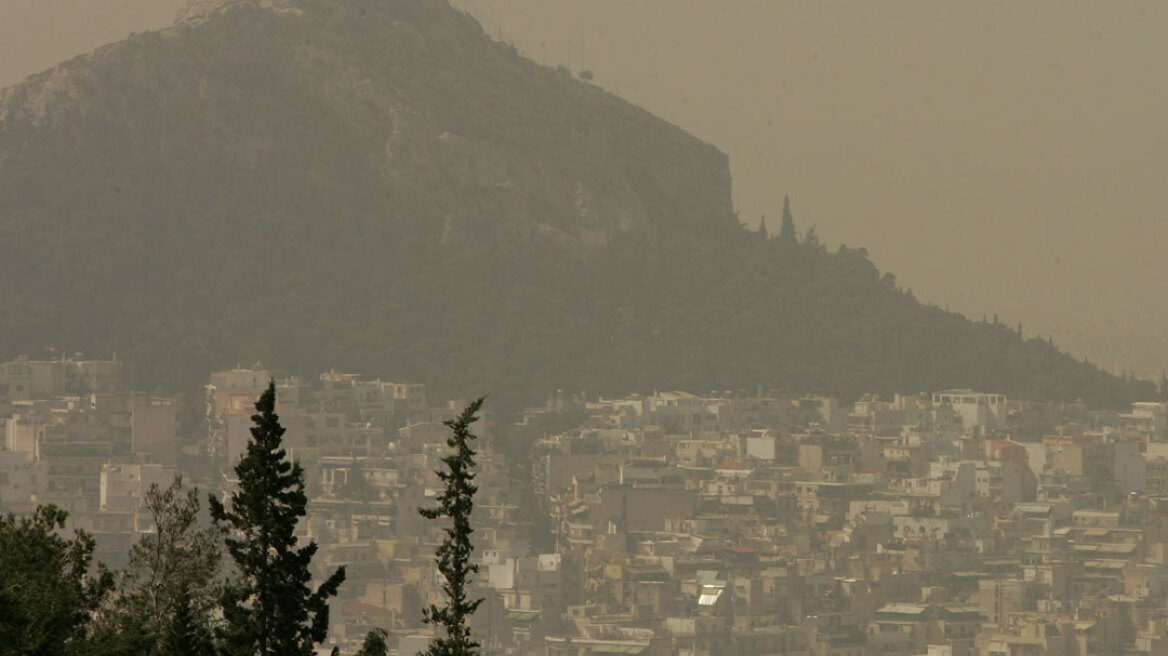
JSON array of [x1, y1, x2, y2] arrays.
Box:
[[209, 381, 346, 656], [356, 628, 390, 656], [159, 584, 215, 656], [0, 505, 113, 656], [419, 398, 486, 656]]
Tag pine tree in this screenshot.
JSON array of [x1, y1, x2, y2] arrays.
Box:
[[160, 584, 214, 656], [419, 398, 486, 656], [209, 381, 346, 656], [778, 195, 797, 244]]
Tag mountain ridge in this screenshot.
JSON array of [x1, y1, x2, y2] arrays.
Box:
[[0, 0, 1154, 408]]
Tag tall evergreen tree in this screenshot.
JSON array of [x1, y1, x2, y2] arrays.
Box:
[[778, 195, 797, 244], [209, 381, 346, 656], [419, 398, 486, 656]]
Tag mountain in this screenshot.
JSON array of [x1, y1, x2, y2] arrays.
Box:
[[0, 0, 1154, 409]]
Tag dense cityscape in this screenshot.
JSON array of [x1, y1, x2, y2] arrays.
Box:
[[4, 356, 1168, 655]]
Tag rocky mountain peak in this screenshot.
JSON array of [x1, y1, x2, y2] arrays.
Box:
[[0, 0, 1149, 406], [176, 0, 304, 25]]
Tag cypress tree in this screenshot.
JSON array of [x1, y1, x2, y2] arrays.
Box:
[[209, 381, 346, 656], [778, 195, 797, 244], [419, 398, 486, 656]]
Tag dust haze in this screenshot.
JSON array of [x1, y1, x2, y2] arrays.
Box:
[[5, 1, 1166, 376], [6, 3, 1168, 656]]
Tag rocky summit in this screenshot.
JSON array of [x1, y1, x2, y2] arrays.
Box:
[[0, 0, 733, 255]]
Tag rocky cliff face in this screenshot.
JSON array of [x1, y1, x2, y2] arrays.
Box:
[[0, 0, 734, 260]]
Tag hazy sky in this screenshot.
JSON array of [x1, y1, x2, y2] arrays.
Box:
[[4, 0, 1168, 379]]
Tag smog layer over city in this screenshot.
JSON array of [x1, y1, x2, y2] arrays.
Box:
[[2, 2, 1167, 656]]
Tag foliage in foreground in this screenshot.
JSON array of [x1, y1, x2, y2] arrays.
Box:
[[210, 381, 346, 656], [0, 505, 113, 656], [0, 382, 388, 655], [356, 628, 390, 656], [123, 475, 221, 655]]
